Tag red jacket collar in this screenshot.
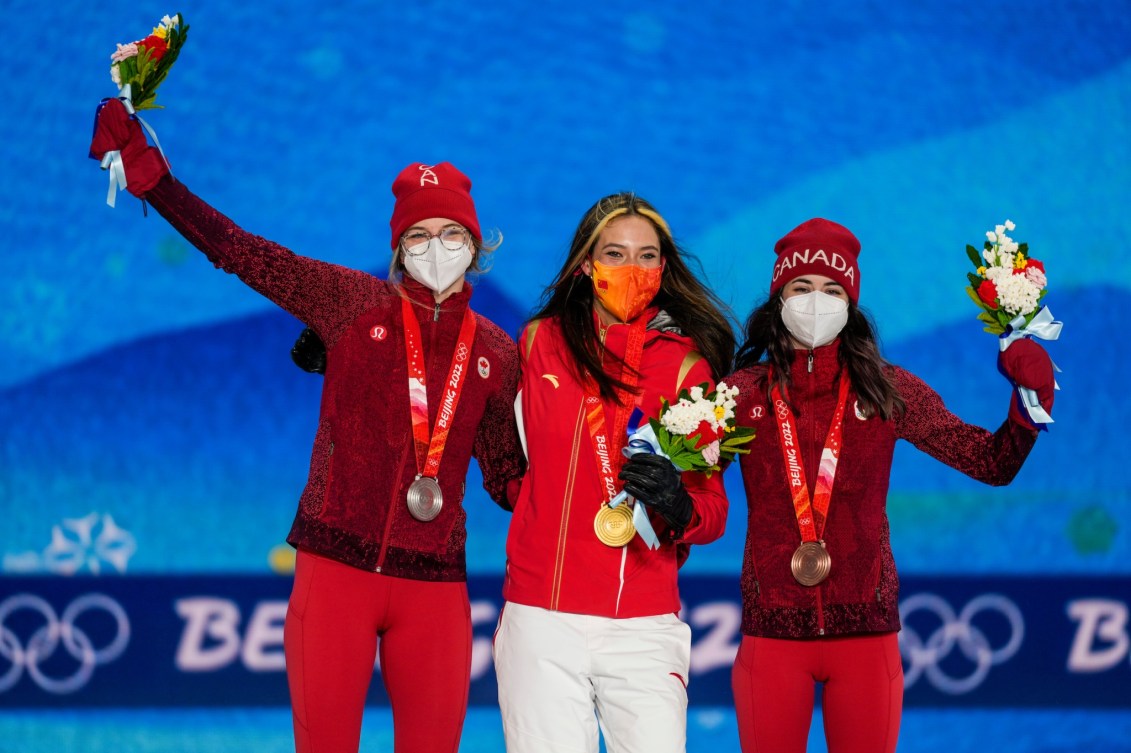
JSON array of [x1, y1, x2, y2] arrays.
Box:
[[398, 275, 473, 312]]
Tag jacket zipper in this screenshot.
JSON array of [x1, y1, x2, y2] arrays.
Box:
[[375, 440, 411, 573], [551, 324, 612, 610], [805, 354, 827, 635], [378, 299, 440, 573]]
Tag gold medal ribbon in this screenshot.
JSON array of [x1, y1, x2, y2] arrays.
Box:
[[584, 319, 646, 543]]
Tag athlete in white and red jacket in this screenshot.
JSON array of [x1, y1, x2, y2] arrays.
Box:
[[89, 97, 525, 753], [493, 193, 736, 753]]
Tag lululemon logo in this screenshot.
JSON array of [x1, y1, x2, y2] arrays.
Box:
[[370, 325, 387, 341], [750, 406, 764, 420]]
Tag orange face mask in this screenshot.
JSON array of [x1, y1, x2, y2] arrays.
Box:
[[590, 259, 663, 323]]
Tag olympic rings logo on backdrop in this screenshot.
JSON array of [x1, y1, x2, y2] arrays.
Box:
[[898, 592, 1024, 695], [0, 593, 130, 695]]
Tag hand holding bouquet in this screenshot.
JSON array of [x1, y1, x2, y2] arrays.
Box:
[[637, 381, 755, 475], [611, 382, 755, 548], [964, 220, 1062, 426], [92, 13, 189, 206]]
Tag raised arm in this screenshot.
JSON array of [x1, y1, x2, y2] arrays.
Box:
[[893, 364, 1040, 486], [89, 97, 381, 343]]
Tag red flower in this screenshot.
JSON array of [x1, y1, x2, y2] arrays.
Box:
[[137, 35, 168, 62], [688, 420, 721, 450], [977, 279, 999, 308]]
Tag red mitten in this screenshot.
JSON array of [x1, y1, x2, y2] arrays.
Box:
[[999, 337, 1055, 427], [89, 97, 168, 197]]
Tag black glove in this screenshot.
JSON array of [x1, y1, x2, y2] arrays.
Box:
[[291, 327, 327, 375], [618, 453, 693, 536]]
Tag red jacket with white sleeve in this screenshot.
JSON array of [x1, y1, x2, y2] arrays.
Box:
[[503, 310, 729, 618]]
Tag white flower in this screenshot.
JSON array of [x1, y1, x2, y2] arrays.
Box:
[[689, 385, 704, 402], [661, 395, 715, 435], [1025, 266, 1047, 289], [995, 272, 1041, 316], [984, 265, 1012, 284], [1005, 219, 1016, 231], [110, 64, 121, 86]]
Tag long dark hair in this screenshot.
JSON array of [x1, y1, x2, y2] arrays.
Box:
[[527, 193, 736, 401], [733, 292, 904, 419]]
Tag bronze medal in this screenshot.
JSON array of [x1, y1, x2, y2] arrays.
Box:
[[406, 476, 443, 522], [594, 503, 635, 547], [791, 540, 831, 586]]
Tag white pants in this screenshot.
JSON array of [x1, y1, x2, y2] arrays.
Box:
[[493, 601, 691, 753]]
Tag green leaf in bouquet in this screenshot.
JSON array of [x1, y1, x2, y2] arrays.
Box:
[[648, 418, 677, 456], [976, 312, 998, 326], [966, 272, 983, 289], [965, 244, 984, 268]]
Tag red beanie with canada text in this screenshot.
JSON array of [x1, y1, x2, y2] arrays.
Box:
[[770, 218, 861, 303]]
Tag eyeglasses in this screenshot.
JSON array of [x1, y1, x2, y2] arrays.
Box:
[[400, 225, 471, 255]]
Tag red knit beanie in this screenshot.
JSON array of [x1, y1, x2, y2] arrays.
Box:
[[388, 162, 482, 250], [770, 218, 862, 303]]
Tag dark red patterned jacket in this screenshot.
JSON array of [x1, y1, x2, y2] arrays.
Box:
[[145, 177, 524, 581], [726, 341, 1037, 638]]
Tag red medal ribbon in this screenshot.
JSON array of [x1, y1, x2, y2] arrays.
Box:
[[400, 293, 478, 479], [770, 369, 851, 543], [583, 320, 647, 503]]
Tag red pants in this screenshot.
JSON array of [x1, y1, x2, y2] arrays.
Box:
[[731, 633, 902, 753], [284, 550, 472, 753]]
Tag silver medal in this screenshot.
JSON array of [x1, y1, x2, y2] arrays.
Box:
[[406, 476, 443, 522]]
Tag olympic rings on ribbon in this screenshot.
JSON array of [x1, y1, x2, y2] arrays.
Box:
[[0, 593, 130, 694]]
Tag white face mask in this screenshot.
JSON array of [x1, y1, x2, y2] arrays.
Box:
[[780, 290, 849, 349], [402, 237, 474, 294]]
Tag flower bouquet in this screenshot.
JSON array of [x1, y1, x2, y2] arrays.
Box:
[[964, 220, 1047, 335], [638, 382, 755, 475], [964, 220, 1062, 424], [107, 13, 190, 110], [611, 382, 755, 548], [94, 13, 189, 206]]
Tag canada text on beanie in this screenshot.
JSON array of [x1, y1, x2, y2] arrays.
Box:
[[388, 162, 482, 250], [770, 218, 861, 303]]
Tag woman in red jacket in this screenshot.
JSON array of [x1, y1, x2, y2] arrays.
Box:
[[493, 193, 736, 753], [725, 218, 1056, 753], [89, 98, 524, 753]]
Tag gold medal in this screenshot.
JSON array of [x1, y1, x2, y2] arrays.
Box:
[[406, 476, 443, 522], [594, 503, 635, 547], [791, 540, 831, 586]]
